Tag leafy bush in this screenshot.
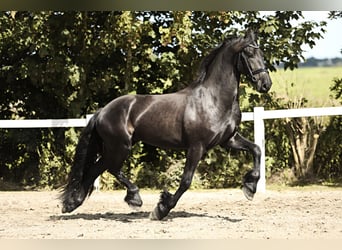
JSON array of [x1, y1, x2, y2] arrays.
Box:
[[314, 78, 342, 182], [315, 116, 342, 181]]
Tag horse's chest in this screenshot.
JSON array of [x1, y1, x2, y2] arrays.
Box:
[[185, 103, 240, 146]]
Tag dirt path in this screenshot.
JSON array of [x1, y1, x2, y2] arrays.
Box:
[[0, 188, 341, 239]]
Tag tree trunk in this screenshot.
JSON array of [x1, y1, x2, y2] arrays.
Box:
[[285, 117, 321, 181]]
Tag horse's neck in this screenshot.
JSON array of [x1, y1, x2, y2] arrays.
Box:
[[202, 65, 240, 107]]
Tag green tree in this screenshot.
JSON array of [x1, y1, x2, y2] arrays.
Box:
[[313, 11, 342, 183], [0, 11, 327, 189]]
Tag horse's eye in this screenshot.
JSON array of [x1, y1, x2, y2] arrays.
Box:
[[244, 50, 254, 57]]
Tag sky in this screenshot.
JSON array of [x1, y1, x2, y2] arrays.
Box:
[[260, 11, 342, 59], [299, 11, 342, 59]]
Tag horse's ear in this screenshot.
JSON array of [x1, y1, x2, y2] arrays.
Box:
[[245, 29, 257, 42], [231, 31, 255, 53]]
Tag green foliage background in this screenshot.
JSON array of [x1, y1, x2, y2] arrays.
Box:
[[0, 11, 341, 190]]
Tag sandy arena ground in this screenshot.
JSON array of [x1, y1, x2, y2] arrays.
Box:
[[0, 188, 341, 239]]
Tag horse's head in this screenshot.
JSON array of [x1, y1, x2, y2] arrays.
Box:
[[232, 30, 272, 93]]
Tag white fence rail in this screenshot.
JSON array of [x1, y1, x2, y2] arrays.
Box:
[[1, 107, 342, 192], [0, 118, 88, 128], [242, 106, 342, 192]]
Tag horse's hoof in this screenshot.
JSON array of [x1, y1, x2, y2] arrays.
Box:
[[124, 190, 143, 208], [126, 199, 143, 208], [149, 206, 162, 220], [149, 203, 170, 220], [242, 186, 254, 201]]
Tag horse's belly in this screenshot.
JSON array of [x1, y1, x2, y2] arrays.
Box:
[[133, 127, 186, 149]]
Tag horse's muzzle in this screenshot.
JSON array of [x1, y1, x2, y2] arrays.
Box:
[[257, 74, 272, 93]]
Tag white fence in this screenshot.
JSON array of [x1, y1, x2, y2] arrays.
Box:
[[241, 106, 342, 192], [1, 106, 342, 192]]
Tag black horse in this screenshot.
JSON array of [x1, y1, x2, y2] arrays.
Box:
[[61, 30, 272, 220]]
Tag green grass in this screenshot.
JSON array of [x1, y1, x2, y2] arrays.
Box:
[[269, 66, 342, 107]]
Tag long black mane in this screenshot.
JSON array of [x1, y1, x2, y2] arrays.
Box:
[[194, 36, 241, 84]]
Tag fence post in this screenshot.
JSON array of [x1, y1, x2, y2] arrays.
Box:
[[253, 107, 266, 193], [86, 114, 100, 191]]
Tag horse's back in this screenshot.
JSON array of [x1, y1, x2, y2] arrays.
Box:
[[131, 93, 188, 148], [96, 92, 188, 149], [97, 94, 136, 126]]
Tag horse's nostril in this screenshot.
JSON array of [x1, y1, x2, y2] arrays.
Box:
[[259, 82, 270, 93]]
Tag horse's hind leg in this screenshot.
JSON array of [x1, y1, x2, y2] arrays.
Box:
[[103, 142, 143, 208], [111, 169, 143, 208]]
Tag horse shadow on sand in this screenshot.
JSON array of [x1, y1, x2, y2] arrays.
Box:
[[50, 211, 243, 223]]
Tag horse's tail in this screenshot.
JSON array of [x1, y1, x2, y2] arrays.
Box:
[[60, 109, 103, 213]]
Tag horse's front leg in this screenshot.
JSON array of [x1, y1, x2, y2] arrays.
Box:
[[150, 145, 205, 220], [223, 132, 261, 200]]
